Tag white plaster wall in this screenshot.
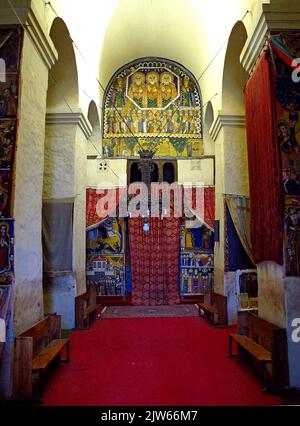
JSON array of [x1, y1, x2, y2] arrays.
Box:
[[213, 128, 225, 295], [223, 126, 249, 196], [43, 121, 89, 317], [74, 126, 88, 296], [43, 274, 76, 329], [43, 123, 76, 199], [87, 158, 127, 189], [13, 31, 49, 336], [177, 158, 214, 187], [225, 271, 238, 325], [257, 261, 285, 328]]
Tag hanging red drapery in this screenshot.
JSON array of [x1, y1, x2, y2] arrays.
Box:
[[244, 53, 283, 264], [129, 214, 180, 306], [86, 188, 126, 230], [186, 187, 215, 231]]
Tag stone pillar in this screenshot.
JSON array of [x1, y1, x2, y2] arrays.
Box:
[[43, 111, 92, 329], [0, 1, 57, 399], [210, 114, 249, 325]]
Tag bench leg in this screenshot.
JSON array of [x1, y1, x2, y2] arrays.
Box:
[[213, 313, 219, 326], [62, 341, 70, 363], [262, 363, 270, 393], [34, 369, 44, 401], [227, 335, 235, 359]]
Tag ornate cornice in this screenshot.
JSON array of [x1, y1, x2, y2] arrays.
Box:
[[46, 110, 93, 140], [241, 3, 300, 74], [0, 0, 57, 70], [210, 114, 246, 142]]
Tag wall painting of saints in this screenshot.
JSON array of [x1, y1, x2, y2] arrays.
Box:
[[103, 58, 203, 158]]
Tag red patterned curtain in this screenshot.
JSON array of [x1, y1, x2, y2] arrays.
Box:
[[244, 53, 283, 264], [86, 188, 126, 230], [189, 187, 215, 230], [204, 187, 215, 230], [129, 216, 180, 306]]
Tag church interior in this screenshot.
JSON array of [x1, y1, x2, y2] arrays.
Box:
[[0, 0, 300, 407]]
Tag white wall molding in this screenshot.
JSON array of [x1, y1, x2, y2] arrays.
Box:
[[241, 4, 300, 74], [26, 7, 57, 70], [46, 110, 93, 140], [0, 1, 57, 70], [210, 113, 246, 142]]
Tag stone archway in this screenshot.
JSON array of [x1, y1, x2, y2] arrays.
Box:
[[42, 18, 92, 329], [211, 21, 250, 324]]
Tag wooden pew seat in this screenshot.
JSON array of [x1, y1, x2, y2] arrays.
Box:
[[13, 314, 70, 400], [228, 312, 288, 391], [198, 291, 228, 326], [229, 334, 272, 362], [32, 338, 69, 370]]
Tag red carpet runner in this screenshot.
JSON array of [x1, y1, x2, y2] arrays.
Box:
[[43, 317, 282, 406]]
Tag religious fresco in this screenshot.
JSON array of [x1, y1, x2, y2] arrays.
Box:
[[0, 26, 22, 224], [284, 197, 300, 276], [103, 58, 203, 158], [272, 32, 300, 276], [86, 217, 125, 256], [274, 33, 300, 196], [0, 285, 11, 319], [86, 217, 126, 296], [0, 27, 22, 73], [86, 255, 125, 297], [180, 225, 214, 251], [0, 77, 18, 118], [179, 221, 214, 296], [0, 219, 14, 285], [0, 120, 15, 170], [180, 253, 214, 295]]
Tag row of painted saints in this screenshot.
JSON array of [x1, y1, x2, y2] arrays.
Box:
[[105, 107, 199, 136], [103, 60, 203, 158]]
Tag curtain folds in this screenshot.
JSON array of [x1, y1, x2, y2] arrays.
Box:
[[189, 187, 215, 231], [86, 188, 126, 230], [129, 216, 180, 306], [244, 53, 283, 265], [42, 201, 74, 272], [225, 195, 253, 263]]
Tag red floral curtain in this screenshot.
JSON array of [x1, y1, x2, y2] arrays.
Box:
[[244, 53, 283, 264], [129, 216, 180, 306]]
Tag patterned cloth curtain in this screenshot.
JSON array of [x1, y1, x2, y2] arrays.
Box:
[[129, 216, 180, 306], [225, 195, 254, 263], [187, 187, 215, 231], [244, 53, 283, 265], [86, 188, 126, 230]]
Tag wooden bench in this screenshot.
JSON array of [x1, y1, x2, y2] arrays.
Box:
[[228, 312, 288, 391], [198, 291, 228, 326], [13, 314, 70, 400], [75, 284, 101, 329]]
